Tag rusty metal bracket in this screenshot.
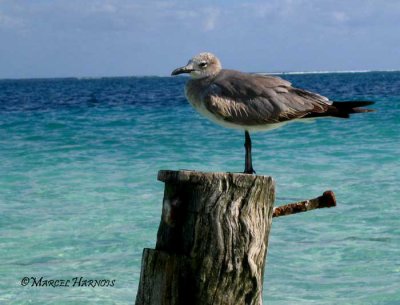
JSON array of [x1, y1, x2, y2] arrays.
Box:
[[273, 190, 336, 218]]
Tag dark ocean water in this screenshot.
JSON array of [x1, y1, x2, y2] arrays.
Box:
[[0, 72, 399, 304]]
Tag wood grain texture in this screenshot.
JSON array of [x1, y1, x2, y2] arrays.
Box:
[[135, 170, 275, 305]]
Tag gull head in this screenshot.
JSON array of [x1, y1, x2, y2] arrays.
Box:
[[171, 52, 222, 79]]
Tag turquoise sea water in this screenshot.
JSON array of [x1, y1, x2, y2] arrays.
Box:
[[0, 72, 399, 304]]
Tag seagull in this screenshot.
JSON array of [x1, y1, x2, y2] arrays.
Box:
[[171, 52, 374, 174]]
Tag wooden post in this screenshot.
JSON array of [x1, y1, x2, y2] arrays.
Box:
[[135, 170, 275, 305]]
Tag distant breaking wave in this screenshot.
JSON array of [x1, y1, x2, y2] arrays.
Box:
[[261, 69, 399, 75]]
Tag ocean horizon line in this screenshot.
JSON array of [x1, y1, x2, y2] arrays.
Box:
[[260, 69, 400, 75], [1, 69, 399, 81]]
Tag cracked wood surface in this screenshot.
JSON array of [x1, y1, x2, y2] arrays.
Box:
[[135, 170, 275, 305]]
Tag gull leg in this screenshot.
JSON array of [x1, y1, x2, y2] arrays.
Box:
[[244, 131, 256, 174]]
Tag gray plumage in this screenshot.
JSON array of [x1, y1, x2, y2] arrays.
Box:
[[185, 69, 330, 129], [171, 52, 374, 173]]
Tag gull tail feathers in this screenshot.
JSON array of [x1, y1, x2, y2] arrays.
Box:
[[330, 101, 375, 118], [304, 101, 375, 119]]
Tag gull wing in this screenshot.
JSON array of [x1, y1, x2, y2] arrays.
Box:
[[203, 70, 331, 126]]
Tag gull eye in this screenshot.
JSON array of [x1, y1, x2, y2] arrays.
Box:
[[199, 62, 208, 68]]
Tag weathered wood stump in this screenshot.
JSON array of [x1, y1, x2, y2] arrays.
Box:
[[135, 170, 275, 305]]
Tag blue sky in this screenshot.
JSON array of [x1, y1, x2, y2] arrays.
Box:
[[0, 0, 399, 78]]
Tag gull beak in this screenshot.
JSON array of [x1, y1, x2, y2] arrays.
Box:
[[171, 63, 194, 76]]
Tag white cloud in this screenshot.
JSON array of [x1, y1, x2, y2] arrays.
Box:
[[1, 0, 400, 78], [332, 11, 349, 23], [89, 1, 117, 14], [0, 11, 24, 29], [203, 7, 220, 31], [241, 2, 275, 18]]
